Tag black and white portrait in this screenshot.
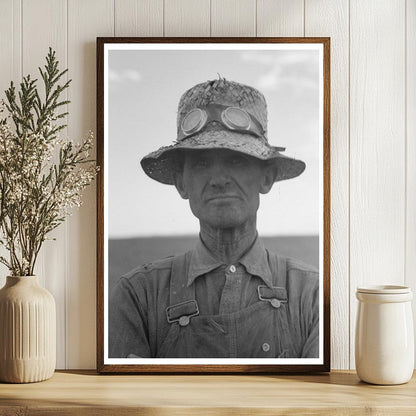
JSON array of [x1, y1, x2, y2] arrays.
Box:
[[101, 42, 326, 368]]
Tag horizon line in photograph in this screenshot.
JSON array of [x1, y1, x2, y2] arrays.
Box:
[[108, 234, 319, 295]]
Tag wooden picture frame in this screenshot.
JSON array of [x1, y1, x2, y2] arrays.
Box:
[[97, 37, 330, 373]]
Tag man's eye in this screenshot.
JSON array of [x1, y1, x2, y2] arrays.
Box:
[[193, 159, 208, 168], [230, 156, 245, 166]]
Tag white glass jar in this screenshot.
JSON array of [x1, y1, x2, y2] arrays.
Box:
[[355, 285, 414, 385]]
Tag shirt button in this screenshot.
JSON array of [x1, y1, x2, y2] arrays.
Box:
[[229, 265, 236, 273], [271, 299, 281, 308], [262, 343, 270, 352]]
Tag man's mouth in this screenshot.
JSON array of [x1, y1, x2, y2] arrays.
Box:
[[206, 195, 241, 202]]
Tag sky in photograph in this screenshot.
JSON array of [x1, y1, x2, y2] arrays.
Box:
[[108, 47, 320, 238]]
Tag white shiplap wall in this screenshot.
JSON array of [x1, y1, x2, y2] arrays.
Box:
[[0, 0, 414, 370]]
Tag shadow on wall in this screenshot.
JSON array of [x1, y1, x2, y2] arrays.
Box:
[[108, 235, 319, 295]]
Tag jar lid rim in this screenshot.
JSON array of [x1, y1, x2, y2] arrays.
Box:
[[357, 285, 411, 294]]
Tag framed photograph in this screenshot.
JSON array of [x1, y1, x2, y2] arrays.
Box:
[[97, 37, 330, 373]]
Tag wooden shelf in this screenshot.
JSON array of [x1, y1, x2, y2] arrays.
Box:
[[0, 370, 415, 415]]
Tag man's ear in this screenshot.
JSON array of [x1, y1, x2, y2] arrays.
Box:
[[173, 171, 189, 199], [259, 163, 275, 194]]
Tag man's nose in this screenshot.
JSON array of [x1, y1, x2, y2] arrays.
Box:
[[207, 164, 231, 189]]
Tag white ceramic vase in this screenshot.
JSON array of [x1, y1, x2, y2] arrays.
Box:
[[0, 276, 56, 383], [355, 285, 414, 385]]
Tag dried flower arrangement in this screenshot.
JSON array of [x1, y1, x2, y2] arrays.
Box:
[[0, 48, 97, 276]]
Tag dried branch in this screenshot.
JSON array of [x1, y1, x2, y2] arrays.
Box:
[[0, 49, 97, 276]]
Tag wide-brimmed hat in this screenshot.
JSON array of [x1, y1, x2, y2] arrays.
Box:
[[140, 78, 306, 185]]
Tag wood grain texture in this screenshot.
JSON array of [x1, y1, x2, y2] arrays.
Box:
[[257, 0, 304, 36], [21, 0, 68, 370], [0, 371, 415, 415], [211, 0, 256, 37], [305, 0, 350, 370], [164, 0, 210, 36], [114, 0, 163, 36], [96, 37, 105, 379], [406, 0, 416, 366], [349, 0, 406, 368], [67, 0, 114, 369]]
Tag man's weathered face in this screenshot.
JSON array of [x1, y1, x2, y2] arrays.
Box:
[[174, 149, 274, 229]]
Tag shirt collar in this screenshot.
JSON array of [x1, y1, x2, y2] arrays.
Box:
[[238, 237, 273, 288], [187, 236, 273, 288], [187, 239, 223, 286]]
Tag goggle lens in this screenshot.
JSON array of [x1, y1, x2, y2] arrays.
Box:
[[222, 107, 251, 130], [181, 108, 207, 135]]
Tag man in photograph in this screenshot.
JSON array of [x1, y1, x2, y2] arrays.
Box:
[[109, 78, 319, 359]]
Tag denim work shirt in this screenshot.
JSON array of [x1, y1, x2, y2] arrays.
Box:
[[109, 237, 319, 359]]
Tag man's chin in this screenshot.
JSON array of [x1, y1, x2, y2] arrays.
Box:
[[203, 217, 246, 230]]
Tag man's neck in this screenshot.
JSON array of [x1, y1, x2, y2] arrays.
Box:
[[199, 220, 257, 264]]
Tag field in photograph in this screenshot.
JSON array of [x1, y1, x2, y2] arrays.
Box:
[[108, 235, 319, 294]]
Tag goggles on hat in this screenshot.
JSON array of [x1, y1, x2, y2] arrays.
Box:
[[178, 104, 265, 141]]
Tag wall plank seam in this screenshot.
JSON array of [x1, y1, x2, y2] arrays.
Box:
[[404, 0, 407, 288], [19, 0, 22, 80], [348, 0, 351, 370], [64, 0, 69, 370], [210, 0, 212, 36], [303, 0, 305, 36]]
